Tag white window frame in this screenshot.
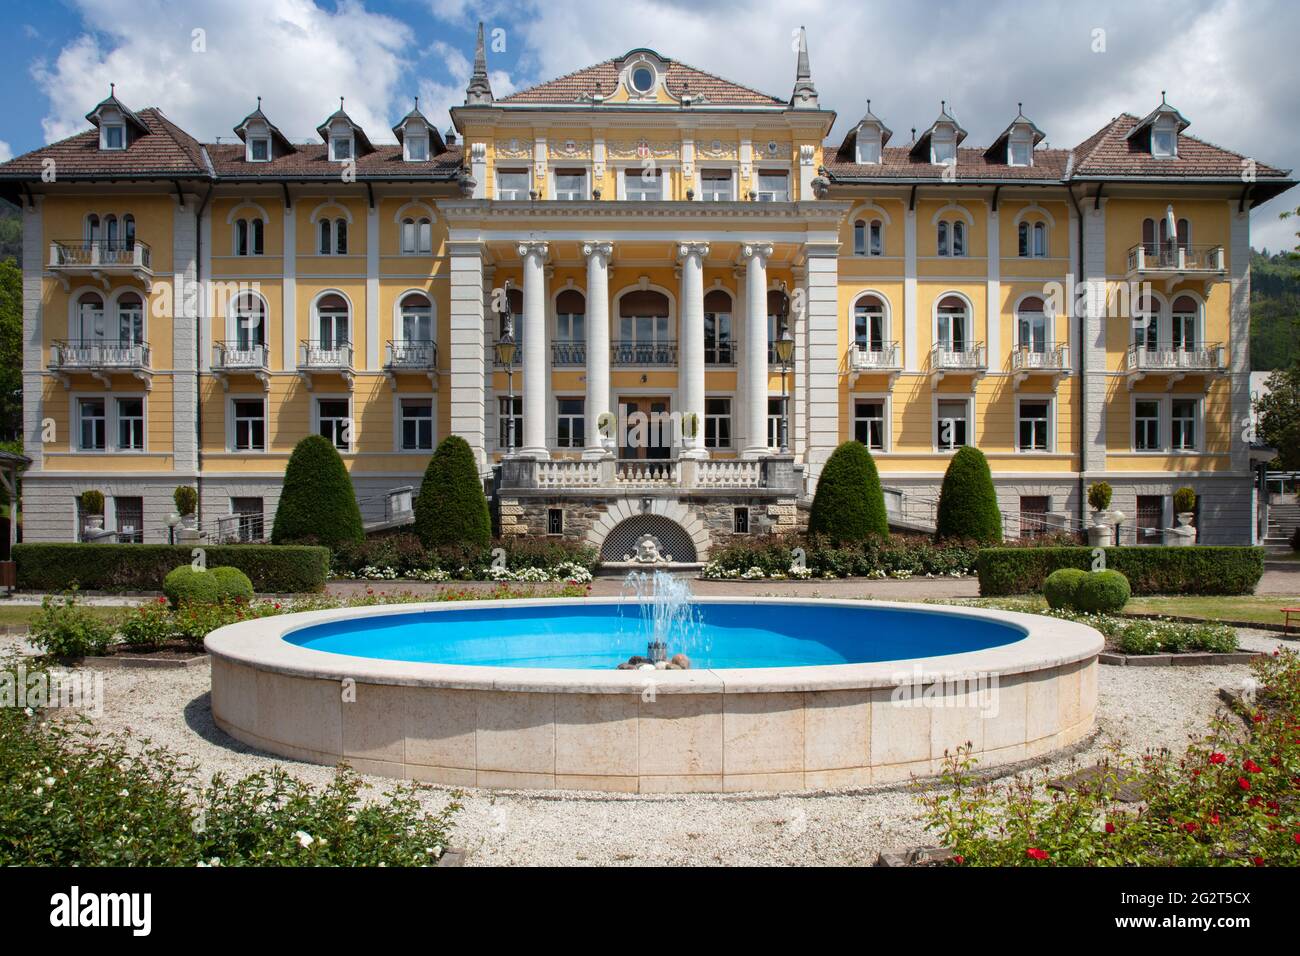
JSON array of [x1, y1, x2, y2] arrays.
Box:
[[704, 393, 733, 450], [496, 393, 524, 452], [249, 136, 271, 163], [313, 394, 354, 453], [1008, 135, 1032, 167], [74, 394, 108, 452], [766, 394, 789, 449], [1151, 118, 1178, 158], [102, 124, 126, 151], [931, 134, 956, 166], [855, 129, 882, 165], [853, 395, 891, 452], [755, 169, 790, 202], [852, 293, 891, 351], [932, 394, 975, 453], [115, 395, 147, 452], [330, 135, 353, 162], [623, 167, 666, 201], [496, 168, 530, 200], [404, 133, 429, 163], [934, 295, 973, 352], [555, 396, 586, 449], [1132, 396, 1164, 452], [228, 394, 268, 453], [1170, 396, 1201, 453], [698, 167, 735, 201], [400, 217, 432, 255], [1015, 395, 1055, 453], [551, 168, 588, 201], [937, 219, 966, 257], [395, 394, 436, 452]]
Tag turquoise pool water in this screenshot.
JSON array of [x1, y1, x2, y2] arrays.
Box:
[[285, 602, 1027, 670]]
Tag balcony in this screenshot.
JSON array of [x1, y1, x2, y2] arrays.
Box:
[[502, 454, 801, 495], [298, 340, 354, 389], [550, 341, 586, 367], [611, 339, 677, 366], [929, 342, 987, 385], [1126, 243, 1225, 290], [705, 345, 736, 366], [212, 341, 270, 390], [1125, 342, 1226, 389], [50, 339, 152, 390], [1011, 344, 1070, 387], [847, 341, 902, 385], [384, 339, 438, 387], [49, 239, 154, 291]]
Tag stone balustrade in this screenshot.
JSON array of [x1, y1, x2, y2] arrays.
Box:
[[498, 453, 802, 495]]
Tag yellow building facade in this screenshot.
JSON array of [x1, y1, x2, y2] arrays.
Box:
[[2, 27, 1292, 555]]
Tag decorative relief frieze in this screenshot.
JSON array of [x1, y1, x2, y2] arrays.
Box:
[[496, 137, 531, 159], [607, 138, 678, 160]]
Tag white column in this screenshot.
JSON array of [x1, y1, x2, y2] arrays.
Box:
[[448, 241, 486, 469], [742, 243, 773, 458], [677, 241, 709, 459], [517, 240, 550, 458], [582, 241, 614, 459]]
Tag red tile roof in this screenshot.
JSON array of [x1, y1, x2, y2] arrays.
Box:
[[207, 142, 462, 180], [501, 58, 784, 106], [1071, 113, 1288, 179], [825, 146, 1072, 182], [0, 107, 209, 178]]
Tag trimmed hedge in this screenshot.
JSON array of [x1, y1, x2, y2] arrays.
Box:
[[271, 435, 364, 549], [807, 441, 889, 543], [936, 447, 1002, 544], [163, 565, 254, 608], [1074, 569, 1131, 613], [1043, 568, 1088, 609], [414, 435, 491, 550], [978, 545, 1265, 597], [13, 544, 330, 593]]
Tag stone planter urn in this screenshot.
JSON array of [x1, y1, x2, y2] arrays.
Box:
[[1165, 513, 1197, 546], [180, 513, 198, 532], [1087, 522, 1113, 547], [84, 515, 104, 533]]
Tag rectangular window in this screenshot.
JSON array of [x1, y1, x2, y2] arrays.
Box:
[[755, 171, 789, 202], [700, 169, 733, 201], [1134, 400, 1161, 451], [932, 139, 956, 164], [767, 396, 788, 449], [318, 399, 351, 451], [399, 398, 434, 451], [1019, 496, 1049, 539], [116, 397, 144, 451], [1009, 140, 1031, 167], [547, 508, 564, 536], [733, 507, 750, 535], [704, 397, 732, 449], [1018, 400, 1050, 452], [854, 400, 886, 451], [556, 397, 586, 448], [498, 395, 522, 450], [114, 497, 144, 544], [936, 399, 970, 450], [1171, 398, 1198, 451], [331, 137, 352, 161], [553, 169, 586, 201], [250, 138, 270, 162], [406, 136, 428, 161], [624, 169, 663, 201], [78, 398, 106, 450], [231, 497, 265, 542], [104, 125, 124, 150], [233, 399, 266, 452], [1152, 129, 1175, 157], [497, 169, 529, 200]]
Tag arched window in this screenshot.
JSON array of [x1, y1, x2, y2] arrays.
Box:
[[554, 289, 585, 365], [85, 214, 101, 246], [315, 293, 350, 348], [704, 289, 733, 364], [853, 294, 887, 351], [399, 292, 432, 344], [318, 218, 331, 255], [1016, 296, 1047, 353], [77, 291, 105, 341], [853, 218, 883, 256], [232, 293, 266, 351], [617, 289, 672, 363], [937, 219, 966, 256], [1018, 221, 1047, 258], [123, 214, 136, 248], [401, 217, 432, 255], [1134, 295, 1160, 351], [1171, 295, 1198, 352], [235, 217, 265, 256], [117, 292, 144, 346], [235, 219, 248, 256], [936, 295, 969, 352], [104, 214, 119, 249], [318, 218, 348, 255], [1143, 216, 1190, 260], [335, 219, 348, 255]]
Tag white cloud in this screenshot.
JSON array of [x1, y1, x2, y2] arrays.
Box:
[[32, 0, 415, 145], [0, 141, 12, 164]]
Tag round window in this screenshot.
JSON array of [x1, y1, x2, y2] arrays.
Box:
[[631, 66, 655, 94]]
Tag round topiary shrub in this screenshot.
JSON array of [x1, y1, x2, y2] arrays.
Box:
[[79, 490, 105, 515], [173, 485, 198, 516], [936, 446, 1002, 543], [1087, 481, 1112, 512], [1074, 569, 1131, 614], [414, 435, 491, 550], [271, 434, 364, 549], [1043, 567, 1088, 610], [163, 565, 254, 608], [1173, 486, 1197, 514], [807, 441, 889, 543]]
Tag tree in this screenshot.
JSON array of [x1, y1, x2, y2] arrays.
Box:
[[270, 435, 363, 549], [413, 435, 491, 549], [807, 441, 888, 542], [1255, 360, 1300, 471], [936, 446, 1003, 543]]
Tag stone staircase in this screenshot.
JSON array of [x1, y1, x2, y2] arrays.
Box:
[[1266, 499, 1300, 552]]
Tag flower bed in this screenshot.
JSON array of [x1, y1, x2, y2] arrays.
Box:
[[331, 533, 596, 582], [700, 533, 980, 580], [918, 648, 1300, 865]]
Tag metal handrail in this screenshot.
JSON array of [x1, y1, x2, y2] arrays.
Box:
[[51, 338, 151, 368], [611, 339, 678, 365]]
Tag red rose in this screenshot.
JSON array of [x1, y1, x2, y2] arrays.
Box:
[[1253, 857, 1264, 866], [1244, 759, 1263, 774], [1209, 753, 1226, 765], [1239, 777, 1252, 791], [1026, 847, 1049, 861], [1252, 714, 1265, 724], [1183, 822, 1198, 833], [953, 855, 965, 864], [1293, 834, 1300, 845], [1209, 814, 1220, 826], [1105, 822, 1116, 834]]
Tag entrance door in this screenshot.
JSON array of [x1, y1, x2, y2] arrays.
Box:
[[618, 396, 671, 460]]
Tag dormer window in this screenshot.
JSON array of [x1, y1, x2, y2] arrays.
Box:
[[1152, 120, 1177, 158], [856, 130, 881, 165], [1008, 135, 1032, 167], [103, 124, 125, 150], [405, 134, 428, 162], [931, 129, 956, 165], [331, 136, 353, 161], [249, 137, 270, 162], [630, 65, 656, 95]]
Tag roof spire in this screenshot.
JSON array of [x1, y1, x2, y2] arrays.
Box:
[[110, 83, 115, 97], [257, 96, 262, 110], [790, 25, 819, 109], [465, 21, 494, 105]]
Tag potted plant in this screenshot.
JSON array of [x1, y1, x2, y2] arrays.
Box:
[[1086, 482, 1119, 546], [1167, 486, 1198, 546], [79, 490, 105, 534], [173, 485, 199, 530]]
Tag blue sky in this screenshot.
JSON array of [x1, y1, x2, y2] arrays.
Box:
[[2, 0, 1297, 250]]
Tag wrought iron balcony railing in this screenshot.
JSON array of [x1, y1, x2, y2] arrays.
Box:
[[1126, 243, 1225, 274], [550, 341, 586, 366], [385, 339, 437, 370], [611, 339, 678, 366], [213, 341, 270, 372]]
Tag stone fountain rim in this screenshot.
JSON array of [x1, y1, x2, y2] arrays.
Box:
[[205, 597, 1104, 695]]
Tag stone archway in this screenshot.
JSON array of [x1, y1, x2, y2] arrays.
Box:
[[587, 499, 710, 563]]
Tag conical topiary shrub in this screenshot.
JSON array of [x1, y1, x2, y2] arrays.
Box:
[[936, 446, 1002, 543], [271, 434, 364, 549], [807, 440, 889, 543], [414, 435, 491, 550]]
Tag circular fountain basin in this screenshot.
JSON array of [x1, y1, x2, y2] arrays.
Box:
[[206, 598, 1103, 793]]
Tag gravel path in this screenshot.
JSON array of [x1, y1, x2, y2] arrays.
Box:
[[3, 626, 1288, 866]]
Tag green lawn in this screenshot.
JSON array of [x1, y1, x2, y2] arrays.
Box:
[[0, 604, 123, 628], [1124, 595, 1300, 627]]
